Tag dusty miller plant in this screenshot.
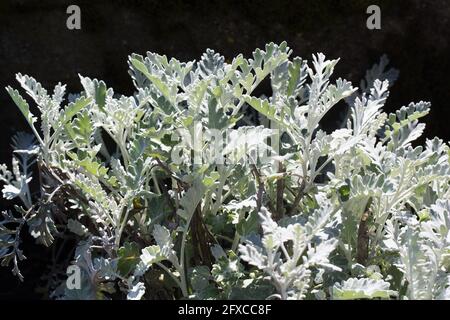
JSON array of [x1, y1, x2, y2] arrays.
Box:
[[1, 42, 449, 300]]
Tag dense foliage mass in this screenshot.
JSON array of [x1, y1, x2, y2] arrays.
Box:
[[1, 43, 449, 300]]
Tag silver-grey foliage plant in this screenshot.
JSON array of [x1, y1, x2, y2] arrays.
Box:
[[1, 42, 449, 300]]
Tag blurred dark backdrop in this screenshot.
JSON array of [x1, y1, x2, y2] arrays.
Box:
[[0, 0, 449, 299]]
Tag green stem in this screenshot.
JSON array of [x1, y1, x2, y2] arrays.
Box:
[[179, 212, 195, 297]]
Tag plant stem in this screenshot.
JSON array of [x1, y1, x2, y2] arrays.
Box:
[[275, 161, 285, 221], [156, 262, 183, 290]]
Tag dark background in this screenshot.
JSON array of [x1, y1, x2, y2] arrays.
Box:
[[0, 0, 449, 299]]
